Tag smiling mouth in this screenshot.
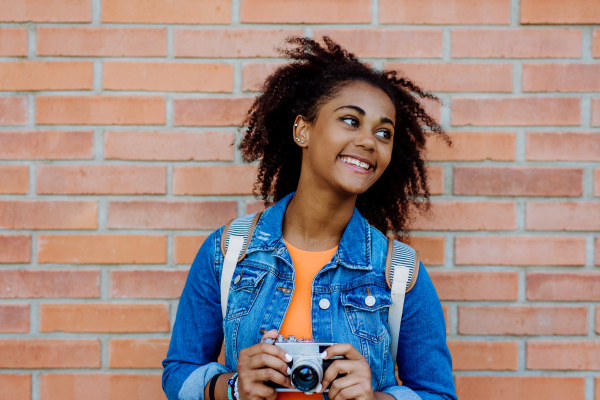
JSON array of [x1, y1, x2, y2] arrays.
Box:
[[339, 156, 372, 170]]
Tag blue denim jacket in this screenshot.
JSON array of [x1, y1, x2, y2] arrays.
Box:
[[162, 193, 457, 400]]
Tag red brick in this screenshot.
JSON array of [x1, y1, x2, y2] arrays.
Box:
[[427, 165, 443, 195], [105, 131, 234, 161], [594, 29, 600, 58], [37, 165, 166, 195], [527, 341, 600, 370], [597, 237, 600, 265], [242, 0, 369, 23], [527, 272, 600, 301], [0, 0, 90, 22], [242, 63, 285, 92], [430, 271, 518, 301], [0, 61, 92, 91], [36, 96, 165, 126], [102, 0, 229, 23], [108, 201, 236, 230], [455, 376, 585, 400], [420, 97, 441, 122], [314, 29, 442, 58], [109, 339, 169, 369], [527, 132, 600, 161], [387, 63, 512, 92], [40, 374, 166, 400], [0, 305, 29, 333], [0, 165, 27, 194], [38, 235, 166, 264], [452, 29, 581, 58], [0, 200, 97, 230], [0, 97, 27, 126], [0, 131, 93, 160], [0, 235, 30, 263], [454, 167, 582, 196], [527, 202, 600, 231], [452, 98, 580, 126], [379, 0, 510, 24], [40, 304, 169, 333], [595, 169, 600, 197], [0, 374, 30, 400], [174, 235, 208, 264], [110, 270, 188, 299], [174, 98, 253, 127], [173, 165, 256, 195], [456, 236, 586, 266], [448, 341, 518, 371], [408, 236, 444, 265], [459, 306, 587, 335], [0, 270, 98, 298], [175, 29, 303, 58], [0, 340, 99, 368], [426, 131, 515, 161], [593, 99, 600, 127], [411, 201, 516, 231], [521, 0, 600, 24], [37, 27, 166, 57], [104, 62, 233, 93], [523, 64, 600, 92], [597, 308, 600, 334], [0, 28, 27, 57], [246, 200, 266, 214]]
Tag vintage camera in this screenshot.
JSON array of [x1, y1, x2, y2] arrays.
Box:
[[262, 335, 345, 394]]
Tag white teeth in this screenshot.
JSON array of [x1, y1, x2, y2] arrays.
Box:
[[340, 156, 371, 170]]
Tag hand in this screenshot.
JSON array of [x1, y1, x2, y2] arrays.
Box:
[[236, 330, 294, 400], [319, 343, 374, 400]]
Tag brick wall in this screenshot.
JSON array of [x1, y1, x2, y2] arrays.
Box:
[[0, 0, 599, 399]]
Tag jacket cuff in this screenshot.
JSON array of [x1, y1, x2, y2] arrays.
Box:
[[381, 385, 422, 400], [178, 362, 232, 400]]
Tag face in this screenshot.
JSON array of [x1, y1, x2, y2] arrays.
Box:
[[294, 81, 396, 196]]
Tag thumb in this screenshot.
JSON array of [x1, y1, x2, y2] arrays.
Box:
[[261, 329, 278, 341]]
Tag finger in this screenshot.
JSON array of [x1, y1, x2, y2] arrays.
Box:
[[329, 384, 368, 400], [261, 329, 279, 340], [244, 342, 292, 364], [321, 343, 363, 360], [253, 368, 294, 389], [240, 382, 277, 400], [320, 359, 368, 391], [324, 374, 362, 398], [247, 353, 290, 376]]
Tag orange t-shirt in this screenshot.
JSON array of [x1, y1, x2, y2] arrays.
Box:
[[279, 240, 337, 400]]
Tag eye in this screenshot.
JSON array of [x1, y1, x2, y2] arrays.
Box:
[[339, 116, 359, 128], [375, 130, 392, 140]]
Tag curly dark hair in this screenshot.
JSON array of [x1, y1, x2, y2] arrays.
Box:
[[239, 36, 449, 239]]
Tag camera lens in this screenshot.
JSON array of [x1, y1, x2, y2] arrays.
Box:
[[292, 366, 318, 392]]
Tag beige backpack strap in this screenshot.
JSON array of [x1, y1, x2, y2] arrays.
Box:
[[385, 237, 420, 365]]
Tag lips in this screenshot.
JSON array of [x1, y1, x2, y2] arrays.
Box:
[[339, 155, 373, 170]]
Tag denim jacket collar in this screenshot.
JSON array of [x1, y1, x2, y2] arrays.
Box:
[[246, 192, 373, 271]]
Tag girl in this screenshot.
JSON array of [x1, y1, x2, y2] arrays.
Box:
[[162, 37, 456, 400]]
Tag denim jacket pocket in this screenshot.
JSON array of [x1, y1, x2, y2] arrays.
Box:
[[341, 282, 392, 342], [226, 266, 268, 320]]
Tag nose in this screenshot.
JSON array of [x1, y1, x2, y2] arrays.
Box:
[[354, 128, 376, 153]]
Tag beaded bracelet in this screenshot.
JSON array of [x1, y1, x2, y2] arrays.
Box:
[[227, 373, 238, 400]]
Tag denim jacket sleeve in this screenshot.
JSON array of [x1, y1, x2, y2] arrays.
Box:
[[162, 229, 231, 400], [381, 263, 457, 400]]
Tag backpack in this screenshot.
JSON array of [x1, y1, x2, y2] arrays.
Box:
[[219, 212, 420, 365]]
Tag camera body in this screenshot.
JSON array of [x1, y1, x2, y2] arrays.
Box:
[[262, 336, 344, 395]]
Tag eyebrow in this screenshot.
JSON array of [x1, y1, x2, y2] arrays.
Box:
[[334, 105, 395, 128]]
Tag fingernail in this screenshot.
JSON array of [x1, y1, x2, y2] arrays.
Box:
[[320, 350, 327, 359], [316, 383, 323, 393], [285, 353, 293, 362], [287, 366, 291, 375]]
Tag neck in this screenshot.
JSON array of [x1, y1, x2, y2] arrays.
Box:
[[282, 182, 356, 251]]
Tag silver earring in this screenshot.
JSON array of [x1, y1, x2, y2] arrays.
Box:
[[300, 140, 304, 144], [294, 124, 298, 127], [296, 137, 300, 141]]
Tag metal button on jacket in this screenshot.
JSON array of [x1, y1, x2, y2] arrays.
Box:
[[365, 295, 376, 307], [319, 298, 330, 310], [233, 275, 241, 284]]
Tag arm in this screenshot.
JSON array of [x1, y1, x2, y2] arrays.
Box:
[[162, 230, 232, 400], [381, 263, 457, 400]]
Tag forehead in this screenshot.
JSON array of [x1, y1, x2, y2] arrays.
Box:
[[323, 81, 396, 121]]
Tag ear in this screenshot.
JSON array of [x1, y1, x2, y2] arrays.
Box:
[[293, 115, 309, 147]]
